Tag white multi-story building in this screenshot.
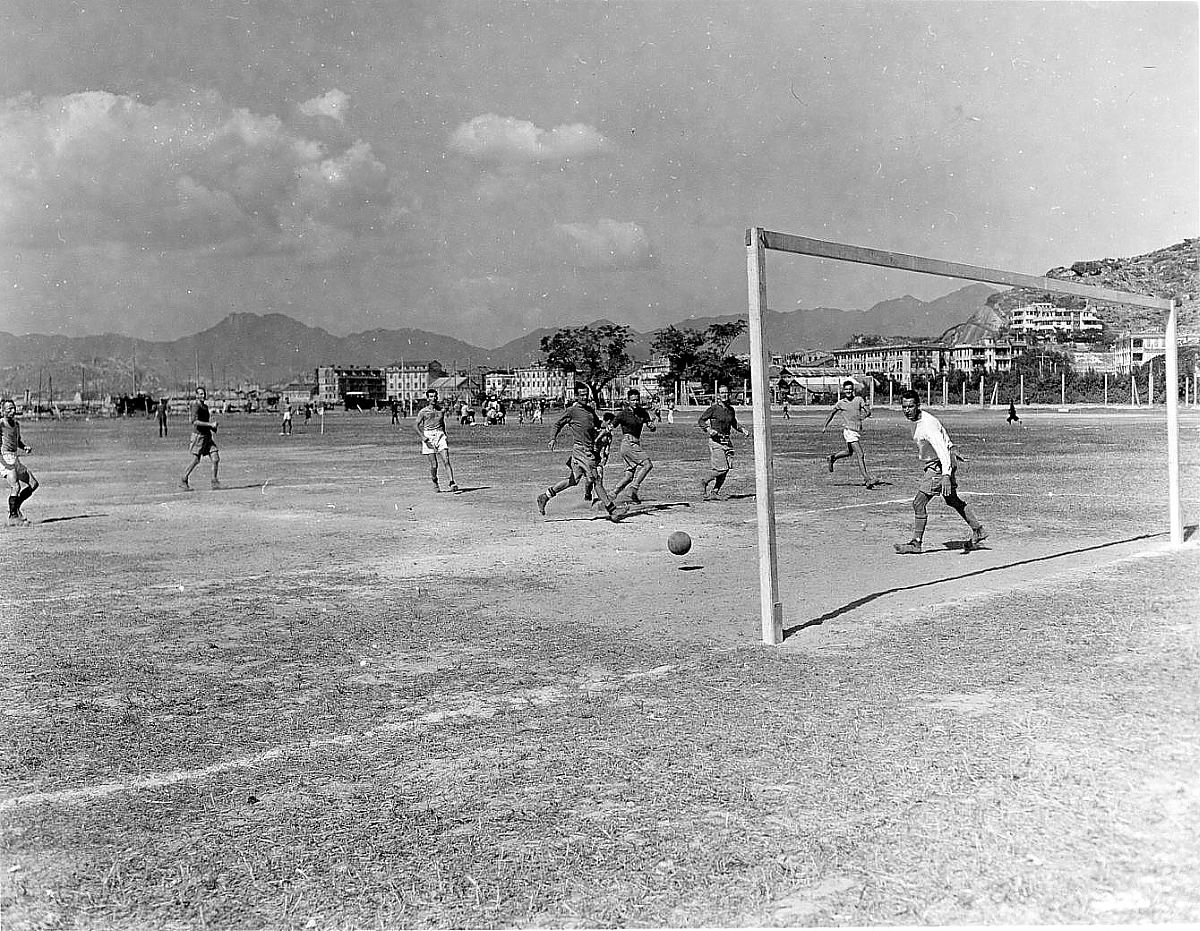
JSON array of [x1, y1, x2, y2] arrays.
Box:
[[483, 371, 520, 398], [385, 362, 438, 406], [514, 363, 572, 400], [628, 358, 671, 398], [946, 338, 1024, 373], [831, 343, 945, 383], [1113, 331, 1200, 374], [1009, 302, 1103, 335]]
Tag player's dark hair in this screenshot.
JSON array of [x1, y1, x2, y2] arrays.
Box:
[[900, 388, 920, 402]]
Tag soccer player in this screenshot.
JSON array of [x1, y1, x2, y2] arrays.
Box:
[[893, 389, 987, 555], [536, 384, 623, 522], [822, 379, 877, 488], [179, 386, 220, 490], [610, 388, 656, 504], [415, 388, 460, 493], [280, 403, 293, 435], [157, 397, 169, 437], [697, 384, 748, 500], [1006, 401, 1021, 426], [2, 398, 39, 526]]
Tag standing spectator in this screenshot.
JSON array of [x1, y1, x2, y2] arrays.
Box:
[[157, 397, 169, 437]]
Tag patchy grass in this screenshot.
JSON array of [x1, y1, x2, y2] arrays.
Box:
[[2, 411, 1199, 927]]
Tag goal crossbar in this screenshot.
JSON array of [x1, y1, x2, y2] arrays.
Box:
[[745, 227, 1184, 646]]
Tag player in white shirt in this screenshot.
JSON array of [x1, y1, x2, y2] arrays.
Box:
[[894, 389, 987, 554]]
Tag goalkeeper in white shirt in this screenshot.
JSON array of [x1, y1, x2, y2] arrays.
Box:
[[894, 389, 987, 555]]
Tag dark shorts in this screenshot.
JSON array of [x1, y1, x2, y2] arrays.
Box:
[[189, 433, 218, 457]]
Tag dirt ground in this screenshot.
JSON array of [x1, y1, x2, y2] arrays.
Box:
[[2, 404, 1198, 928]]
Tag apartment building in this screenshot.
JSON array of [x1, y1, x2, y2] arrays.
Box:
[[1009, 301, 1103, 335]]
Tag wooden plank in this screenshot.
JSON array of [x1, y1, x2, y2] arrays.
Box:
[[758, 230, 1175, 312]]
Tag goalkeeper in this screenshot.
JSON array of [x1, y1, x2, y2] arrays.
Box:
[[696, 384, 748, 500]]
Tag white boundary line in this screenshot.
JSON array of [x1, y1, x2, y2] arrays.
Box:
[[2, 670, 675, 813]]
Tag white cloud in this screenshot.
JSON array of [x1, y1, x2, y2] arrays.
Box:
[[298, 89, 350, 123], [554, 218, 654, 269], [0, 90, 396, 256], [449, 113, 612, 162]]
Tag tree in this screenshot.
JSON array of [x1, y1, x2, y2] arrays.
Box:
[[540, 324, 633, 404], [650, 325, 708, 395], [651, 321, 749, 395]]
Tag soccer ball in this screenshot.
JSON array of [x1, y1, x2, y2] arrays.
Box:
[[667, 531, 692, 556]]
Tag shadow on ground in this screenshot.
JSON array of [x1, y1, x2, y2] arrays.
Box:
[[784, 530, 1169, 640]]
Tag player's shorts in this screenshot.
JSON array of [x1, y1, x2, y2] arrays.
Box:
[[1, 451, 30, 491], [842, 428, 862, 443], [568, 446, 600, 482], [620, 438, 651, 469], [917, 464, 959, 497], [421, 429, 449, 455], [708, 438, 734, 472], [188, 433, 218, 457]]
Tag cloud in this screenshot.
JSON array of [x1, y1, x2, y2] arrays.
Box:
[[298, 89, 350, 123], [554, 218, 654, 269], [0, 90, 396, 257], [449, 113, 612, 162]]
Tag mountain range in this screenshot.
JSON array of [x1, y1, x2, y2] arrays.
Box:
[[2, 236, 1195, 396], [0, 285, 998, 396]]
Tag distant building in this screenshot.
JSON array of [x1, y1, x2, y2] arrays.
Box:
[[946, 338, 1025, 373], [1009, 301, 1103, 335], [315, 365, 387, 409], [1113, 331, 1200, 374], [385, 362, 440, 407], [831, 343, 945, 383], [514, 363, 573, 400], [628, 358, 671, 398], [483, 371, 520, 399], [277, 380, 318, 407], [1066, 348, 1120, 374]]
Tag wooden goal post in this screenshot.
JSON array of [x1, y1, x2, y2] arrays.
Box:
[[745, 228, 1184, 646]]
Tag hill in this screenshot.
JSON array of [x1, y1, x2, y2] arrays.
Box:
[[946, 238, 1198, 344]]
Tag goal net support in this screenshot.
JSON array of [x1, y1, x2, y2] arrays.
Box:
[[745, 228, 1184, 646]]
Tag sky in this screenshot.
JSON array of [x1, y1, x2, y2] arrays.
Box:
[[0, 1, 1196, 347]]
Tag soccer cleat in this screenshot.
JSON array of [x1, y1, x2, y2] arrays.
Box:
[[210, 479, 222, 490], [535, 492, 549, 516], [827, 454, 835, 473], [698, 479, 710, 500], [178, 480, 192, 491], [6, 514, 30, 527], [965, 526, 989, 552], [606, 505, 625, 523], [449, 483, 461, 494], [893, 540, 923, 555], [629, 491, 642, 505]]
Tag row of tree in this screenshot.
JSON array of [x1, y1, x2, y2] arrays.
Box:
[[539, 322, 751, 404]]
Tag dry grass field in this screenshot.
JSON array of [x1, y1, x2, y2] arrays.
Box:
[[2, 404, 1199, 928]]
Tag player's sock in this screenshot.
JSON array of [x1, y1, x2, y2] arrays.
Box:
[[8, 495, 18, 518]]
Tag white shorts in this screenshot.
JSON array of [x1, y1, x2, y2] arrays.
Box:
[[421, 429, 449, 455], [842, 428, 861, 443]]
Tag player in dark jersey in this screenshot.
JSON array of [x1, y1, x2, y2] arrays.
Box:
[[2, 398, 39, 526], [609, 388, 656, 504], [536, 384, 623, 522], [179, 386, 221, 490], [697, 384, 748, 500]]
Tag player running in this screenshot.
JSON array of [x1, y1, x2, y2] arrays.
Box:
[[893, 389, 987, 554], [536, 384, 623, 522], [179, 386, 221, 490], [697, 384, 748, 500], [415, 388, 460, 493], [609, 388, 656, 504], [822, 379, 877, 488], [2, 398, 39, 527]]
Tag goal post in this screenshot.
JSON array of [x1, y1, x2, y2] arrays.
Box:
[[745, 228, 1184, 646]]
